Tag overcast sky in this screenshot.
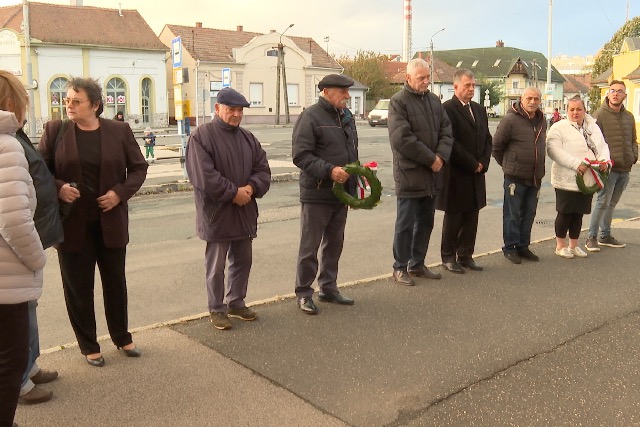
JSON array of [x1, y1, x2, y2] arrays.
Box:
[[2, 0, 637, 58]]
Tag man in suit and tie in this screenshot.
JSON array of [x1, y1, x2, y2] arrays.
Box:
[[437, 69, 492, 273]]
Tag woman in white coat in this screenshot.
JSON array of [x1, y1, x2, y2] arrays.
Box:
[[0, 70, 46, 427], [547, 96, 611, 259]]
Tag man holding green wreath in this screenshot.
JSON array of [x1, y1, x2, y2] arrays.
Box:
[[292, 74, 358, 315]]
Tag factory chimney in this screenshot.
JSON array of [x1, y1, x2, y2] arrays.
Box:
[[402, 0, 412, 61]]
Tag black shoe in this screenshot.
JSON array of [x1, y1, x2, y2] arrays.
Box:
[[504, 252, 522, 264], [442, 262, 465, 274], [318, 292, 354, 305], [407, 265, 441, 280], [85, 355, 105, 367], [118, 346, 141, 357], [298, 297, 318, 314], [518, 248, 540, 262], [458, 259, 483, 271], [392, 269, 416, 285]]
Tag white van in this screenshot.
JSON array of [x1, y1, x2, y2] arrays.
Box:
[[367, 99, 390, 127]]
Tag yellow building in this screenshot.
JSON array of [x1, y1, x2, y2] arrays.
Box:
[[593, 37, 640, 136]]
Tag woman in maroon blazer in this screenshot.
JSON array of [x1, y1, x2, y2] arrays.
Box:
[[38, 77, 148, 367]]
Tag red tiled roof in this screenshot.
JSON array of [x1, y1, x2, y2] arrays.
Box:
[[385, 57, 457, 84], [165, 24, 341, 69], [0, 2, 167, 51], [563, 74, 591, 93]]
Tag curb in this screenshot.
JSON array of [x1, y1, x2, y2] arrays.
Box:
[[135, 171, 300, 196]]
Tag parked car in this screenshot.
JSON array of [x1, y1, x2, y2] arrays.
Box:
[[368, 99, 390, 127]]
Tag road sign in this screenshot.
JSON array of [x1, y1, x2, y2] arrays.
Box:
[[222, 68, 231, 87], [172, 37, 182, 68]]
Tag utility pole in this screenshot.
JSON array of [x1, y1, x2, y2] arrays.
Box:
[[546, 0, 553, 112], [275, 24, 294, 125], [429, 28, 445, 94], [22, 0, 36, 138]]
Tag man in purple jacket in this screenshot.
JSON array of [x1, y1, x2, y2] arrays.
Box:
[[186, 88, 271, 330]]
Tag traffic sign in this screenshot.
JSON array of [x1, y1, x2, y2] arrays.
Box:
[[222, 68, 231, 87], [172, 37, 182, 68]]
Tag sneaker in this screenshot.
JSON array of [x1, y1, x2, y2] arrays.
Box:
[[570, 247, 588, 258], [585, 237, 600, 252], [555, 247, 574, 259], [598, 235, 626, 248], [227, 306, 257, 321], [209, 312, 232, 330], [18, 386, 52, 405]]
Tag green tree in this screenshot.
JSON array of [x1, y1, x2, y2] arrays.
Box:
[[337, 51, 395, 101], [589, 16, 640, 112], [476, 78, 503, 107]]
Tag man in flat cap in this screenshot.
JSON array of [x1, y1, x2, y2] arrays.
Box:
[[292, 73, 358, 315], [186, 87, 271, 330]]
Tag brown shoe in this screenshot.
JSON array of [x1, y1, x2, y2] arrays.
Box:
[[392, 270, 415, 286], [31, 368, 58, 384], [18, 386, 52, 404]]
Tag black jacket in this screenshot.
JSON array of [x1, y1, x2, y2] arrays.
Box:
[[388, 83, 453, 197], [16, 128, 63, 249], [292, 97, 358, 204], [437, 96, 492, 212], [492, 102, 546, 187]]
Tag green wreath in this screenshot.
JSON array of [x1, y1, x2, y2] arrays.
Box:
[[576, 166, 609, 195], [332, 161, 382, 210]]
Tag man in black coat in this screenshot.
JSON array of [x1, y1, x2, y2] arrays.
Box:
[[438, 69, 492, 273]]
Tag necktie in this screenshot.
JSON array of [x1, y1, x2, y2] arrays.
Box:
[[466, 104, 475, 122]]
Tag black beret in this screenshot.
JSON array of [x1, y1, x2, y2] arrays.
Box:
[[217, 87, 250, 108], [318, 74, 354, 91]]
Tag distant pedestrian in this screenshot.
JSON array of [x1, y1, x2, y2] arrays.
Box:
[[389, 58, 452, 285], [114, 111, 124, 121], [585, 80, 638, 251], [438, 69, 492, 274], [143, 127, 156, 163], [492, 87, 546, 264], [186, 88, 271, 330], [292, 74, 358, 314], [547, 96, 610, 259], [550, 107, 561, 127]]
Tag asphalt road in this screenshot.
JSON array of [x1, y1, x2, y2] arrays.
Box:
[[36, 123, 640, 351]]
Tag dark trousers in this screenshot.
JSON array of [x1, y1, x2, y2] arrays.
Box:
[[393, 196, 436, 271], [0, 302, 29, 427], [295, 203, 348, 298], [555, 213, 583, 239], [441, 210, 479, 263], [502, 179, 539, 254], [204, 239, 252, 313], [58, 222, 132, 355]]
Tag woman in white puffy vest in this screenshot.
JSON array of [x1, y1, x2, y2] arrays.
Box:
[[0, 70, 46, 427]]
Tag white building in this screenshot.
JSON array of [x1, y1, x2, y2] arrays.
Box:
[[0, 2, 168, 131]]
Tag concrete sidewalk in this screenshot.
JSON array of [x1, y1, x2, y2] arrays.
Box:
[[14, 219, 640, 426]]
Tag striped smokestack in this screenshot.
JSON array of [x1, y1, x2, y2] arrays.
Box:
[[402, 0, 412, 61]]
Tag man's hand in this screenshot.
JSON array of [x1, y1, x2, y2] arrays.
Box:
[[97, 190, 122, 212], [331, 166, 350, 184], [233, 185, 254, 206], [431, 155, 444, 172], [475, 163, 484, 173]]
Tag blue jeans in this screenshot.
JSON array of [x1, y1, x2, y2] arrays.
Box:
[[20, 300, 39, 394], [588, 171, 630, 239], [393, 196, 436, 271], [502, 179, 539, 254]]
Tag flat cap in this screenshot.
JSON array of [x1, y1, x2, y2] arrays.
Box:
[[217, 87, 250, 108], [318, 74, 354, 91]]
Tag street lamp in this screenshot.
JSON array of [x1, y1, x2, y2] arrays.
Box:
[[275, 23, 294, 124], [429, 27, 445, 94]]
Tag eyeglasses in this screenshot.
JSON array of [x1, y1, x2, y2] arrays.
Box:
[[608, 89, 626, 95], [62, 97, 90, 106]]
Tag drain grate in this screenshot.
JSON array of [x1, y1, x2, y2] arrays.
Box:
[[534, 219, 555, 227]]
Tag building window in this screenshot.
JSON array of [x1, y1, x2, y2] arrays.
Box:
[[456, 61, 463, 68], [105, 77, 127, 119], [472, 60, 479, 67], [141, 78, 152, 124], [493, 59, 501, 67], [249, 83, 263, 106], [286, 83, 299, 106], [512, 80, 520, 89], [49, 77, 68, 121]]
